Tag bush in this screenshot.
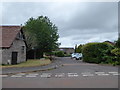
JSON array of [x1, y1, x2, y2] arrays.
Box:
[[55, 51, 65, 57], [82, 42, 114, 64], [111, 48, 120, 65], [111, 48, 120, 56]]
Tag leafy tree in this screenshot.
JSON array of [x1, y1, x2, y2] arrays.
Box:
[[115, 38, 120, 48], [74, 44, 77, 53], [76, 44, 83, 53], [24, 16, 59, 58]]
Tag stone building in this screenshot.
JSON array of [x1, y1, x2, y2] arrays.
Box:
[[59, 47, 74, 55], [0, 26, 27, 65]]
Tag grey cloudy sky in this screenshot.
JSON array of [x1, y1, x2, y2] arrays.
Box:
[[1, 2, 118, 47]]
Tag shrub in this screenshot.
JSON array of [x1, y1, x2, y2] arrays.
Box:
[[82, 42, 114, 64], [111, 48, 120, 65], [111, 48, 120, 56], [55, 51, 65, 57]]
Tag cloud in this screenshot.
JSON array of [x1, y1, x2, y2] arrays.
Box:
[[1, 2, 118, 47]]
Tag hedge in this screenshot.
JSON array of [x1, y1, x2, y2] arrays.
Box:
[[54, 51, 65, 57], [82, 42, 114, 64]]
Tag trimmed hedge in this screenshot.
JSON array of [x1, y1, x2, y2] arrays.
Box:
[[82, 42, 114, 64]]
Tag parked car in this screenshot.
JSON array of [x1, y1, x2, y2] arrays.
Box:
[[71, 53, 76, 58], [75, 53, 82, 60], [71, 53, 82, 60]]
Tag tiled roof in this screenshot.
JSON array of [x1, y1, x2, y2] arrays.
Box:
[[0, 26, 21, 48]]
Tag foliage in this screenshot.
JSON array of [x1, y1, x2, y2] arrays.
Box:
[[24, 16, 59, 57], [82, 42, 114, 64], [54, 51, 65, 57], [115, 38, 120, 48], [111, 48, 120, 65], [74, 44, 77, 53], [111, 48, 120, 56], [76, 44, 83, 53]]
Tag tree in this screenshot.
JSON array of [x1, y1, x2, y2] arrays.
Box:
[[74, 44, 77, 53], [24, 16, 59, 58], [115, 38, 120, 48], [76, 44, 83, 53]]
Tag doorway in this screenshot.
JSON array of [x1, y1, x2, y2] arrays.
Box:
[[11, 52, 18, 65]]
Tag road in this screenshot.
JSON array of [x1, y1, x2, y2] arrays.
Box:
[[2, 57, 119, 88]]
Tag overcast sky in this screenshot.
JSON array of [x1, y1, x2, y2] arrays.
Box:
[[1, 2, 118, 47]]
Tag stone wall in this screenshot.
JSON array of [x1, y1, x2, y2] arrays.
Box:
[[1, 39, 26, 64]]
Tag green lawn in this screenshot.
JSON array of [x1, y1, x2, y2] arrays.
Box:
[[1, 59, 51, 68]]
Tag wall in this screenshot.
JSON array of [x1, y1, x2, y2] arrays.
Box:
[[1, 39, 26, 64]]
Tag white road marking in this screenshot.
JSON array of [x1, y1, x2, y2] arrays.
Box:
[[82, 73, 94, 76], [15, 73, 26, 75], [68, 74, 79, 77], [0, 75, 8, 77], [40, 73, 52, 78], [112, 73, 120, 76], [95, 72, 105, 74], [68, 73, 78, 74], [108, 72, 118, 74], [81, 72, 91, 74], [26, 75, 37, 77], [11, 75, 22, 77], [3, 71, 119, 78], [82, 74, 94, 77], [68, 73, 79, 77], [55, 73, 65, 78], [97, 74, 109, 76], [26, 73, 39, 77], [27, 73, 39, 76]]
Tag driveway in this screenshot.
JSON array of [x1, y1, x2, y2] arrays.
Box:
[[2, 57, 119, 88]]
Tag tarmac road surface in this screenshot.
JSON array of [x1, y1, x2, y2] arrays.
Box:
[[2, 57, 119, 88]]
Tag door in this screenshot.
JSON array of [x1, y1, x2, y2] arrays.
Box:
[[11, 52, 18, 65]]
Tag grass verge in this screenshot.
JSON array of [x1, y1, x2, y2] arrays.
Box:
[[1, 59, 51, 68]]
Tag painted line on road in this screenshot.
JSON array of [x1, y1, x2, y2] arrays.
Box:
[[55, 73, 65, 78], [27, 73, 39, 76], [112, 73, 120, 76], [11, 75, 22, 77], [68, 73, 78, 74], [108, 72, 118, 74], [68, 73, 79, 77], [68, 74, 79, 77], [82, 74, 94, 77], [81, 72, 91, 74], [0, 75, 8, 77], [26, 75, 37, 77], [15, 73, 26, 76], [95, 72, 105, 74], [40, 73, 52, 78], [97, 74, 109, 76], [40, 75, 51, 78]]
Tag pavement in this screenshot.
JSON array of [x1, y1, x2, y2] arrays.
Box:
[[2, 57, 119, 88], [1, 57, 63, 75]]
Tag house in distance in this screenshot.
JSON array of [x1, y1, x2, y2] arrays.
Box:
[[0, 26, 27, 65], [59, 47, 74, 55]]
